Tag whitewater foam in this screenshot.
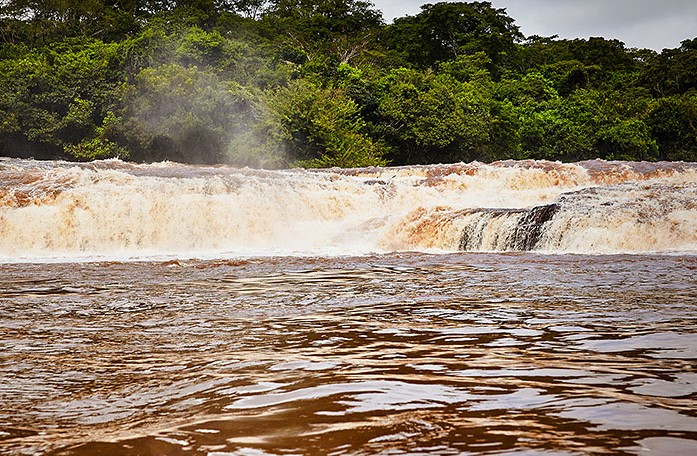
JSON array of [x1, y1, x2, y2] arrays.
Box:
[[1, 158, 695, 261]]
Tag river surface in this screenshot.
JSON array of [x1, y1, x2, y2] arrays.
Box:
[[1, 253, 697, 455], [1, 159, 696, 455]]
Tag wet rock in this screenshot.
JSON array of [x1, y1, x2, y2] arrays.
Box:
[[512, 203, 560, 250], [458, 204, 559, 251]]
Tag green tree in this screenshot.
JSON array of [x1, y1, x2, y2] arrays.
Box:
[[597, 118, 658, 161], [262, 79, 388, 167], [0, 37, 125, 159], [260, 0, 383, 63], [375, 65, 497, 164], [0, 0, 150, 44], [642, 38, 697, 96], [495, 70, 558, 106], [227, 0, 269, 20], [117, 63, 256, 163], [384, 1, 522, 76], [648, 92, 697, 161]]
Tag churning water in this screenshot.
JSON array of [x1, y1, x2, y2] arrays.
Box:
[[1, 158, 695, 259], [1, 158, 696, 455]]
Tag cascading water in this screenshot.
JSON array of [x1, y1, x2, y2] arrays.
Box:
[[1, 157, 696, 260]]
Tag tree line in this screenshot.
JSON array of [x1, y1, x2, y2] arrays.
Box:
[[1, 0, 696, 167]]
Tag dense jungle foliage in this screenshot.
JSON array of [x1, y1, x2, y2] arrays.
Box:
[[1, 0, 696, 167]]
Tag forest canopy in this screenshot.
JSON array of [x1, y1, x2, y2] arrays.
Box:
[[1, 0, 696, 167]]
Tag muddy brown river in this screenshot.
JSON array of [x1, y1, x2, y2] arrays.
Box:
[[2, 253, 696, 455]]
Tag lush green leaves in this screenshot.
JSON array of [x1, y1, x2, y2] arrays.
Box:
[[267, 79, 388, 167], [0, 0, 696, 166], [384, 1, 522, 75]]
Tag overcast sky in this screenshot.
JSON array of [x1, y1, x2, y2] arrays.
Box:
[[372, 0, 697, 51]]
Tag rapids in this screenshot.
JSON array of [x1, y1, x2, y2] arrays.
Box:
[[1, 158, 696, 260]]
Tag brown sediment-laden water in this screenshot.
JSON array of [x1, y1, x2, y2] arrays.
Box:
[[1, 158, 696, 455]]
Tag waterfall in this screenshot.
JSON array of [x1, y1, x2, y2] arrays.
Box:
[[1, 158, 695, 260]]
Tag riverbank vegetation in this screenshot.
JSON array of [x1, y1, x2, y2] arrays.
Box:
[[1, 1, 696, 167]]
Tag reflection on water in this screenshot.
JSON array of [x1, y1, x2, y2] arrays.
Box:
[[1, 253, 696, 455]]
